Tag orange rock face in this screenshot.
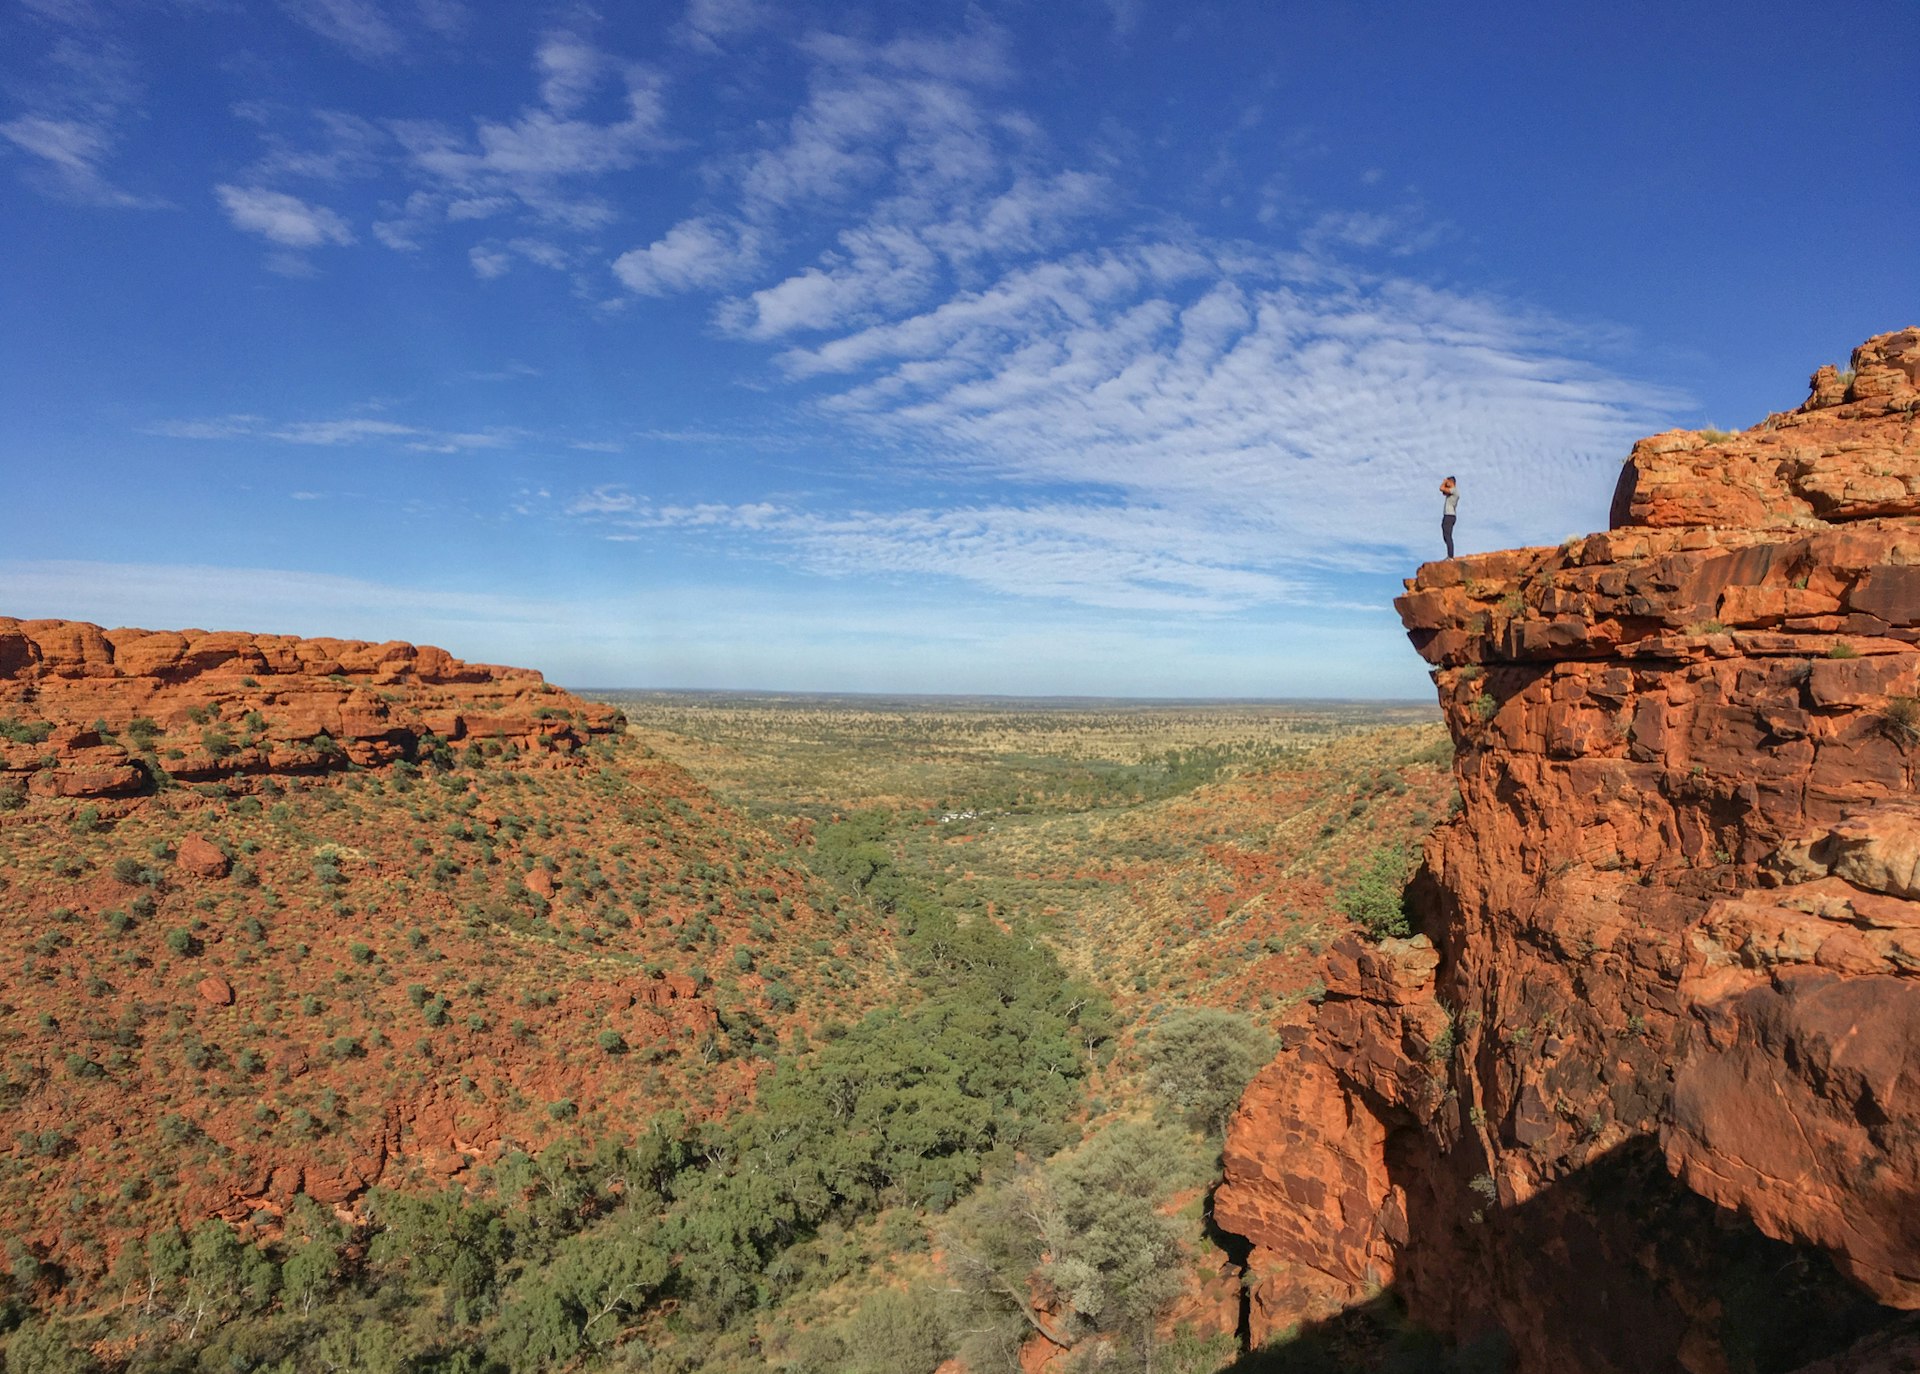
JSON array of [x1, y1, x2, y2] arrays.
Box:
[[1216, 329, 1920, 1371], [0, 619, 624, 798]]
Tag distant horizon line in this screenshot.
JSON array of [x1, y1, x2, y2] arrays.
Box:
[[573, 687, 1444, 708]]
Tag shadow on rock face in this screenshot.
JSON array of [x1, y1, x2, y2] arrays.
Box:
[[1224, 1135, 1913, 1374]]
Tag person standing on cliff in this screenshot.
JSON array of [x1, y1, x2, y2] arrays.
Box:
[[1440, 476, 1459, 558]]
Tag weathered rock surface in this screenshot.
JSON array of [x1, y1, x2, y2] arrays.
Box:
[[1216, 329, 1920, 1371], [0, 618, 624, 799]]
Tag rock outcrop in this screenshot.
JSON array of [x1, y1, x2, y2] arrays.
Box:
[[0, 619, 623, 800], [1216, 329, 1920, 1371]]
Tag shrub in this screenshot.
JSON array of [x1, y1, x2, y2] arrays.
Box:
[[0, 718, 52, 745], [836, 1287, 953, 1374], [1827, 641, 1860, 660], [1142, 1008, 1276, 1136], [597, 1030, 628, 1055], [165, 928, 199, 957], [1338, 844, 1416, 940], [4, 1317, 97, 1374], [1882, 695, 1920, 746]]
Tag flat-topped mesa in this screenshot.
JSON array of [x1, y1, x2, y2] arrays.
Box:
[[0, 617, 625, 801], [1214, 330, 1920, 1373]]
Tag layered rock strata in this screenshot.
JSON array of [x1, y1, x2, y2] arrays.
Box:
[[0, 618, 623, 800], [1216, 329, 1920, 1371]]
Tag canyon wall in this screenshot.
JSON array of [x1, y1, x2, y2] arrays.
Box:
[[1215, 329, 1920, 1372], [0, 618, 623, 800]]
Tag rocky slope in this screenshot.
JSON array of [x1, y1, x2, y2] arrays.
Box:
[[0, 622, 895, 1298], [1215, 328, 1920, 1372]]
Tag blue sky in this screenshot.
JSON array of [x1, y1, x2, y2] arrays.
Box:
[[3, 0, 1913, 696]]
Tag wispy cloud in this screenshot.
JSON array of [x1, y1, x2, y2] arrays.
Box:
[[234, 106, 388, 182], [613, 216, 764, 295], [144, 412, 521, 452], [765, 246, 1680, 566], [280, 0, 404, 63], [674, 0, 774, 53], [0, 24, 164, 207], [389, 34, 669, 229], [216, 183, 356, 248], [557, 491, 1307, 614]]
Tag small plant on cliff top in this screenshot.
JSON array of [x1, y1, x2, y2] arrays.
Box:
[[1827, 641, 1860, 660], [1698, 427, 1737, 444], [1338, 844, 1415, 941]]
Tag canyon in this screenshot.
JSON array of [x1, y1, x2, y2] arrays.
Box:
[[1215, 331, 1920, 1370]]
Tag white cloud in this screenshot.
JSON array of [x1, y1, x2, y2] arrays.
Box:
[[0, 112, 162, 206], [535, 30, 604, 115], [242, 109, 388, 182], [676, 0, 772, 52], [718, 224, 938, 336], [143, 412, 521, 451], [0, 29, 162, 208], [613, 216, 762, 295], [281, 0, 404, 62], [215, 183, 355, 248], [558, 491, 1303, 614], [395, 63, 667, 187], [469, 244, 511, 278], [3, 113, 105, 173], [379, 32, 669, 242]]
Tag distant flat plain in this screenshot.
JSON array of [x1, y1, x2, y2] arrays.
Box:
[[587, 690, 1441, 819]]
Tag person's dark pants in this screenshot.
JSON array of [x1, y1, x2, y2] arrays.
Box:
[[1441, 514, 1456, 558]]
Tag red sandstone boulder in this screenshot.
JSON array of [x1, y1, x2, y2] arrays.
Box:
[[197, 975, 234, 1006], [176, 834, 231, 878]]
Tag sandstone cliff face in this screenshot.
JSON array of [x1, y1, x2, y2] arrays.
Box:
[[1215, 329, 1920, 1372], [0, 619, 623, 800]]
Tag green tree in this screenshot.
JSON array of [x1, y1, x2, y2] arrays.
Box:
[[1143, 1008, 1276, 1136], [1338, 843, 1416, 940], [942, 1121, 1204, 1367], [3, 1319, 100, 1374]]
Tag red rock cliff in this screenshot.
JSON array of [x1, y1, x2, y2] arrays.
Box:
[[0, 619, 624, 800], [1215, 329, 1920, 1372]]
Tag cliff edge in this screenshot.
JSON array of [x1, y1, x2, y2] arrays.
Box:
[[0, 619, 624, 803], [1215, 329, 1920, 1372]]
